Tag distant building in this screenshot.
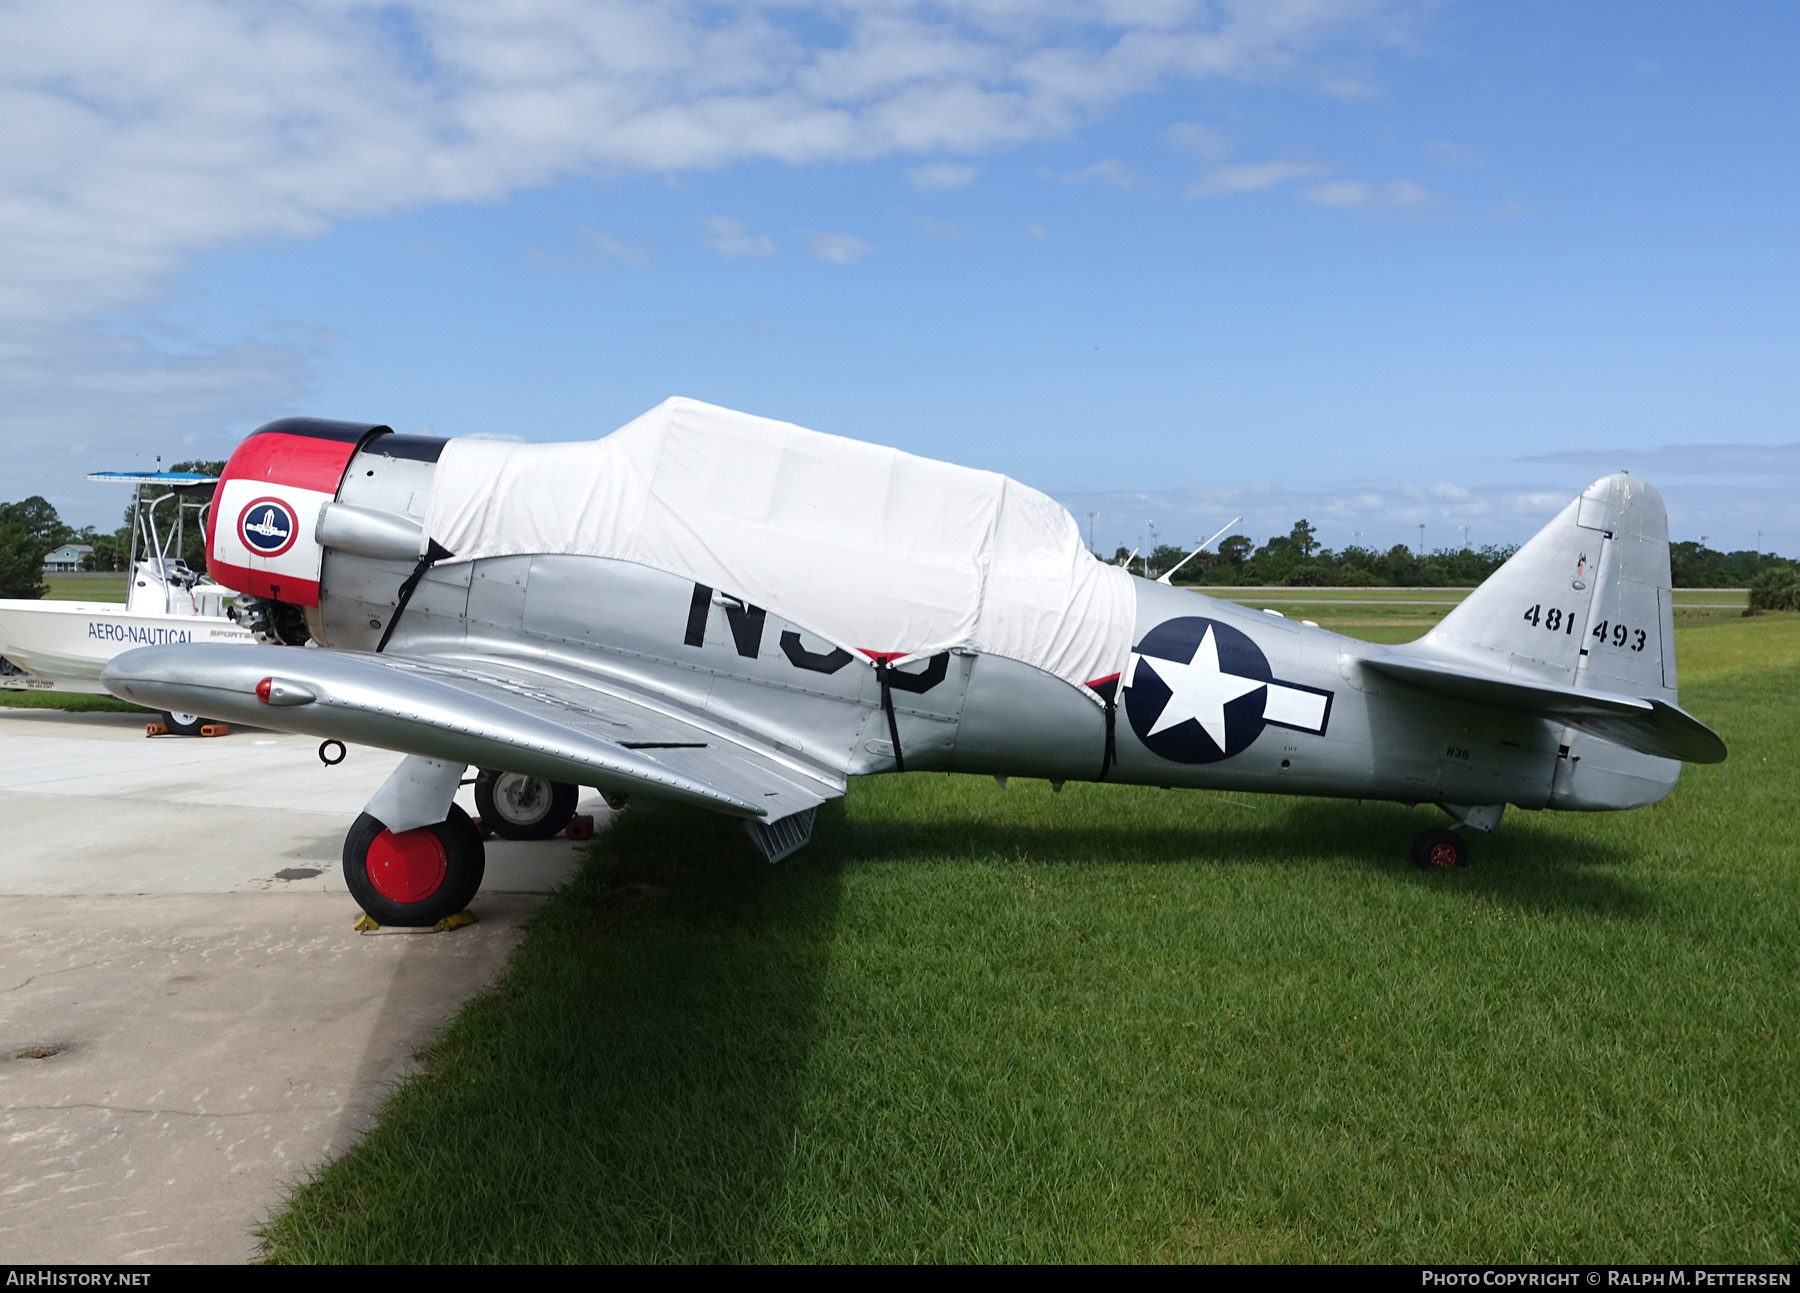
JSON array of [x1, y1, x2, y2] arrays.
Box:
[[43, 543, 94, 573]]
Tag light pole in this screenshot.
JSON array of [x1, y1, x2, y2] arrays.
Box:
[[1417, 523, 1426, 555], [1460, 525, 1470, 550], [1085, 512, 1099, 554]]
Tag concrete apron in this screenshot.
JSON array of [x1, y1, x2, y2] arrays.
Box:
[[0, 708, 598, 1262]]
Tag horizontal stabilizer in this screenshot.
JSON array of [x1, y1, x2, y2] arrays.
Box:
[[101, 643, 781, 817], [1363, 655, 1726, 764]]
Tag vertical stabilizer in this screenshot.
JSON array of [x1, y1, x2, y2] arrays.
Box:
[[1407, 473, 1684, 811], [1417, 473, 1676, 703]]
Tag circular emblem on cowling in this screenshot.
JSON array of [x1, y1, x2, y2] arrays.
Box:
[[238, 497, 298, 557], [1124, 616, 1273, 764]]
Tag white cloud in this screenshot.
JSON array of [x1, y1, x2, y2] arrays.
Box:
[[1303, 177, 1434, 208], [1318, 74, 1380, 100], [0, 329, 317, 527], [0, 1, 1417, 330], [1164, 121, 1231, 158], [0, 0, 1425, 479], [807, 231, 875, 263], [1188, 159, 1332, 197], [1053, 474, 1800, 557], [1045, 158, 1153, 189], [1304, 178, 1372, 207], [1025, 222, 1050, 239], [1518, 442, 1800, 478], [1383, 179, 1434, 206], [1424, 139, 1483, 168], [908, 213, 971, 240], [907, 162, 979, 190], [700, 216, 775, 258], [581, 230, 651, 267]]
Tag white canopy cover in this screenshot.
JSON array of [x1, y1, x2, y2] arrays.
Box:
[[422, 397, 1136, 695]]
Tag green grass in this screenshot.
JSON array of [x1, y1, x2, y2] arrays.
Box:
[[43, 574, 128, 602], [0, 689, 147, 713], [262, 616, 1800, 1263]]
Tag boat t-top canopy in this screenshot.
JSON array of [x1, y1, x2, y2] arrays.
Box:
[[86, 471, 219, 487], [86, 472, 224, 603]]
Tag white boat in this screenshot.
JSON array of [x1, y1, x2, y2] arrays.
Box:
[[0, 472, 256, 726]]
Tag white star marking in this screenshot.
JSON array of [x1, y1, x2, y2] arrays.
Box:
[[1133, 625, 1267, 751]]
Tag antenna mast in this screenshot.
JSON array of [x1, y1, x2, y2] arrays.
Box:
[[1157, 516, 1242, 585]]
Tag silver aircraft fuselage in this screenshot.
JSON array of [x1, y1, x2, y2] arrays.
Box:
[[290, 440, 1665, 817]]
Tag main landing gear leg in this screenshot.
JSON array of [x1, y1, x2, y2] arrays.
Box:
[[1412, 803, 1504, 871]]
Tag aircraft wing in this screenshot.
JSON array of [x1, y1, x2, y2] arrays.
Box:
[[1361, 654, 1727, 764], [101, 643, 845, 821]]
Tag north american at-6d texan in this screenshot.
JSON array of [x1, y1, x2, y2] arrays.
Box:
[[102, 398, 1726, 926]]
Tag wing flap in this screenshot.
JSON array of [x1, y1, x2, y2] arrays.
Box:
[[1362, 655, 1726, 764], [379, 650, 843, 821], [101, 644, 841, 818]]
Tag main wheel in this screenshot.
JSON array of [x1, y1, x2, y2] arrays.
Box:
[[162, 710, 206, 737], [474, 771, 579, 840], [343, 803, 486, 927], [1411, 827, 1469, 870]]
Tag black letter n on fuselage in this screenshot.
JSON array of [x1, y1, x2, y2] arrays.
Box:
[[684, 583, 767, 659]]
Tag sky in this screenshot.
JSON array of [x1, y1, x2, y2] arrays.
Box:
[[3, 1, 1797, 557]]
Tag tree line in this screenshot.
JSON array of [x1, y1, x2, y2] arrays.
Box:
[[0, 461, 222, 598], [1107, 519, 1800, 590]]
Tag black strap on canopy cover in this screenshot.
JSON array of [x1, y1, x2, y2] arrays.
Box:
[[876, 661, 906, 774], [376, 539, 454, 653]]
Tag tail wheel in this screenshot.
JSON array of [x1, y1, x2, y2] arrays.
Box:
[[474, 771, 579, 841], [162, 710, 206, 737], [1411, 827, 1470, 870], [343, 804, 486, 927]]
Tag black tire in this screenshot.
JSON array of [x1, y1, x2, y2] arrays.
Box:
[[474, 771, 579, 840], [162, 710, 206, 737], [1412, 827, 1469, 870], [343, 803, 486, 927]]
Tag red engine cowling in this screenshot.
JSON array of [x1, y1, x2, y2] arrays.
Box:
[[206, 419, 389, 606]]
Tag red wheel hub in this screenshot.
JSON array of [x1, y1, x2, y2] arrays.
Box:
[[1428, 841, 1459, 869], [365, 826, 448, 903]]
